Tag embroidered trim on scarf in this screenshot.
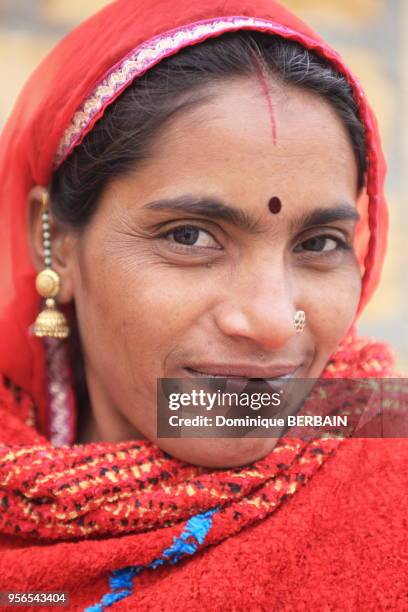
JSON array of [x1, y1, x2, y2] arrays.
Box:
[[45, 337, 76, 447], [55, 16, 348, 167]]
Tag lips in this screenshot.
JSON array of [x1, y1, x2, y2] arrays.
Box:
[[184, 363, 303, 380]]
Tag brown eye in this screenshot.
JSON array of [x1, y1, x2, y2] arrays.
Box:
[[172, 225, 199, 245], [296, 235, 347, 253], [164, 225, 221, 249]]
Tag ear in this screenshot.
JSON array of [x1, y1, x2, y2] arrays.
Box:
[[27, 185, 76, 304]]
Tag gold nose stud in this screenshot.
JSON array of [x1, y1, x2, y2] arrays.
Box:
[[293, 310, 306, 333]]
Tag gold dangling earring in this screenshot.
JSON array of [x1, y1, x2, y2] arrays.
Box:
[[32, 191, 70, 339]]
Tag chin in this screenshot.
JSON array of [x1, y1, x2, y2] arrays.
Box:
[[156, 437, 279, 468]]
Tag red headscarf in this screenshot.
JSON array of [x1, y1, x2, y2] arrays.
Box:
[[0, 0, 388, 437], [1, 5, 406, 611]]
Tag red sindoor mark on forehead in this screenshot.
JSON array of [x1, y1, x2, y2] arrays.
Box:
[[251, 52, 277, 145]]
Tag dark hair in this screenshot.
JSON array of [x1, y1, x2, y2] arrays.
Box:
[[50, 31, 366, 228]]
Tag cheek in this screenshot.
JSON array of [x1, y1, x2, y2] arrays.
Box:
[[302, 261, 361, 350], [74, 250, 214, 373]]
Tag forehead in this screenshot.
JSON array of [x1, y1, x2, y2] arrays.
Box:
[[112, 77, 358, 214]]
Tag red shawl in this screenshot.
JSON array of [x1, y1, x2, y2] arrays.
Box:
[[0, 1, 406, 610]]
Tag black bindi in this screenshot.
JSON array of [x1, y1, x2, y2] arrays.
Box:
[[268, 196, 282, 214]]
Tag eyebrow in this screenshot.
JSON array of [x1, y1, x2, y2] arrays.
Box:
[[288, 204, 360, 233], [144, 195, 360, 233]]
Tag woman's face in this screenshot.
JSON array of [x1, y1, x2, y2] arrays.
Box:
[[43, 77, 362, 467]]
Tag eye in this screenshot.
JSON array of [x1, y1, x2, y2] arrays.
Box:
[[296, 235, 349, 253], [162, 224, 221, 249]]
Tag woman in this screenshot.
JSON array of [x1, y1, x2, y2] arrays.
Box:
[[0, 0, 406, 610]]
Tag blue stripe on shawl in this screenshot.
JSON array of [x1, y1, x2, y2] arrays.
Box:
[[85, 507, 219, 612]]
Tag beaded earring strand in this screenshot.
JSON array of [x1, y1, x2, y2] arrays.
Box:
[[32, 191, 70, 339]]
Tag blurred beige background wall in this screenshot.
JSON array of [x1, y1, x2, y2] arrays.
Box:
[[0, 0, 406, 371]]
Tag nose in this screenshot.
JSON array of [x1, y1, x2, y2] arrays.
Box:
[[213, 263, 300, 350]]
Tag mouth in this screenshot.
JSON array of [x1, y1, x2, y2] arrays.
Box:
[[184, 366, 304, 398], [184, 363, 303, 381]]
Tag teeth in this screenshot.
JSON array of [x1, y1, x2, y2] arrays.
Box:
[[186, 369, 298, 401], [225, 378, 249, 395]]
